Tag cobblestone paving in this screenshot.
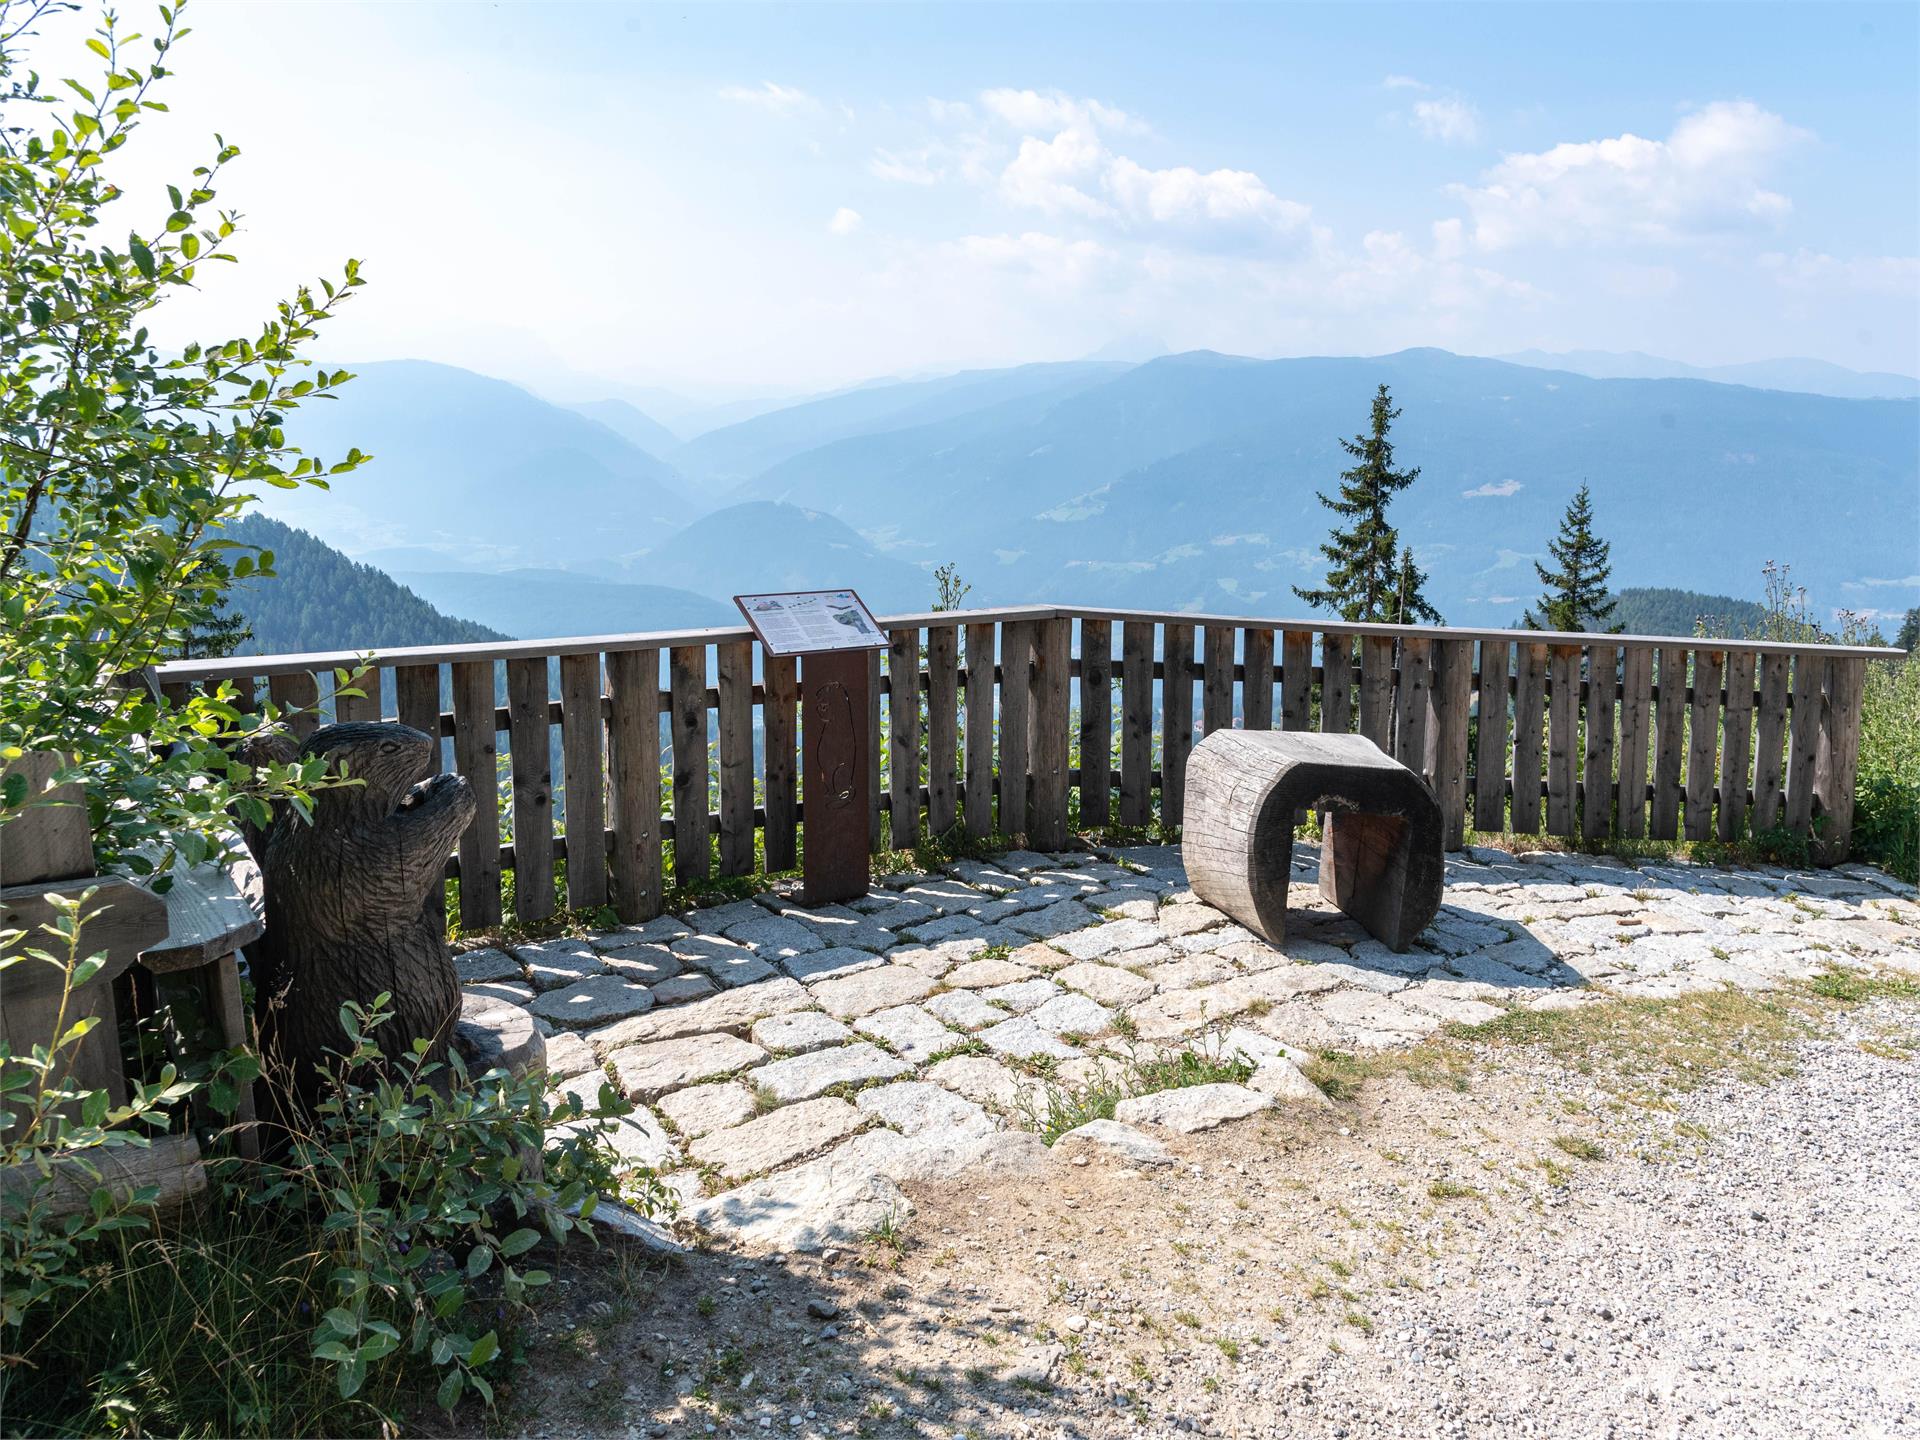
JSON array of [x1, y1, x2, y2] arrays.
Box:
[[460, 844, 1920, 1250]]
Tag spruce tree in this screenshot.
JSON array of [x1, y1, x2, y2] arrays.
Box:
[[1386, 545, 1442, 625], [1525, 483, 1620, 633], [1294, 384, 1422, 621]]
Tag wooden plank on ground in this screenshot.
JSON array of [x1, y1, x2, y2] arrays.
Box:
[[1649, 646, 1687, 840], [927, 626, 960, 838], [1203, 626, 1235, 736], [1784, 652, 1826, 835], [267, 670, 321, 742], [1393, 637, 1433, 782], [1359, 637, 1394, 753], [1818, 657, 1866, 864], [1162, 623, 1195, 827], [762, 655, 798, 872], [1473, 640, 1510, 833], [505, 656, 555, 921], [449, 660, 501, 928], [605, 648, 663, 921], [1718, 650, 1757, 843], [998, 621, 1032, 839], [1281, 630, 1314, 733], [1431, 638, 1472, 849], [964, 623, 996, 838], [1615, 647, 1653, 839], [716, 641, 754, 877], [889, 628, 921, 850], [559, 652, 609, 907], [1546, 646, 1578, 837], [1120, 620, 1153, 828], [1752, 653, 1790, 834], [1318, 634, 1350, 735], [1077, 619, 1112, 828], [1511, 643, 1548, 834], [1685, 648, 1724, 842], [1582, 645, 1617, 841], [670, 645, 710, 886], [1243, 628, 1274, 731], [1030, 617, 1072, 851]]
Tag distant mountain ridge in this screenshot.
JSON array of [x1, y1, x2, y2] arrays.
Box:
[[1497, 349, 1920, 401]]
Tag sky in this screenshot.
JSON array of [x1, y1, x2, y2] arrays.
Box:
[[29, 0, 1920, 398]]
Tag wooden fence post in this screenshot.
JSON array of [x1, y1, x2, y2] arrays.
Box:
[[670, 645, 710, 886], [1473, 640, 1510, 834], [763, 654, 798, 872], [449, 660, 501, 928], [605, 648, 663, 921], [963, 623, 996, 839], [1161, 624, 1195, 827], [927, 626, 960, 839], [888, 627, 920, 850], [1582, 645, 1617, 841], [1077, 619, 1112, 829], [1615, 647, 1653, 838], [1431, 638, 1472, 850], [559, 652, 610, 907], [1030, 617, 1072, 851], [1120, 621, 1153, 828]]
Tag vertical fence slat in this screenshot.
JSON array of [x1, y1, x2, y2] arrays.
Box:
[[1318, 634, 1350, 735], [998, 620, 1032, 838], [1161, 623, 1195, 828], [1077, 619, 1112, 828], [1431, 638, 1472, 850], [1473, 640, 1510, 833], [269, 670, 321, 743], [1120, 620, 1153, 828], [559, 653, 609, 908], [1616, 647, 1653, 838], [1242, 628, 1274, 731], [1280, 630, 1313, 733], [1030, 617, 1072, 851], [1582, 644, 1618, 841], [1546, 646, 1578, 836], [605, 648, 662, 922], [506, 656, 555, 922], [716, 641, 754, 877], [1820, 657, 1866, 863], [927, 626, 960, 839], [1512, 643, 1548, 834], [395, 664, 443, 769], [867, 648, 883, 851], [1752, 653, 1791, 834], [450, 660, 501, 929], [888, 628, 920, 850], [1359, 637, 1394, 753], [763, 654, 798, 872], [335, 665, 382, 723], [670, 645, 710, 886], [964, 623, 996, 839], [1393, 637, 1432, 781], [1685, 648, 1723, 842], [1650, 645, 1687, 840], [1784, 653, 1826, 834], [1203, 626, 1235, 736], [1718, 651, 1756, 843]]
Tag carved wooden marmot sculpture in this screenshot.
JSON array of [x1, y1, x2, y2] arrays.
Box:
[[253, 721, 475, 1090]]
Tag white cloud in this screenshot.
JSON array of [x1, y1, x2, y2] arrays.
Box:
[[1413, 98, 1480, 144], [1462, 479, 1523, 498], [927, 97, 975, 126], [870, 147, 942, 185], [998, 127, 1114, 218], [978, 88, 1144, 136], [1106, 157, 1310, 235], [1858, 574, 1920, 588], [828, 207, 863, 237], [1451, 100, 1808, 250], [1383, 74, 1428, 91], [717, 81, 817, 114], [1758, 249, 1920, 296]]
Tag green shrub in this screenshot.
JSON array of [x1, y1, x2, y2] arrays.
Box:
[[1853, 657, 1919, 883]]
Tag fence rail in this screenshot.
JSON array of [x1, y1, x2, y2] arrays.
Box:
[[153, 607, 1897, 930]]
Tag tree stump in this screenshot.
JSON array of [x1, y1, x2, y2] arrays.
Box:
[[1184, 730, 1443, 953], [252, 722, 475, 1089]]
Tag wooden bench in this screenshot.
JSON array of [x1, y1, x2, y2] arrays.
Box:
[[1184, 730, 1443, 953]]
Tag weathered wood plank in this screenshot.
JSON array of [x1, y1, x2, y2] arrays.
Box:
[[1752, 653, 1790, 834], [927, 626, 960, 838], [1030, 617, 1072, 851], [963, 623, 996, 838], [0, 751, 89, 887], [1431, 638, 1473, 849], [1718, 650, 1757, 843], [1280, 630, 1314, 733], [1120, 620, 1153, 828], [716, 641, 754, 877], [1358, 636, 1394, 754], [1818, 657, 1866, 863], [1203, 626, 1236, 736], [670, 645, 710, 886], [1511, 643, 1548, 834], [505, 657, 555, 921], [998, 620, 1032, 838], [867, 648, 883, 851], [888, 628, 920, 850], [334, 664, 382, 723], [1615, 647, 1654, 838], [1582, 645, 1618, 841], [1545, 646, 1578, 837], [1077, 619, 1112, 828], [762, 654, 798, 871], [394, 665, 443, 774], [559, 652, 609, 907], [267, 669, 321, 742], [1649, 646, 1687, 840], [1472, 640, 1510, 832], [1784, 652, 1826, 835], [1392, 637, 1433, 782], [1317, 634, 1350, 735], [1685, 648, 1724, 842], [1162, 623, 1195, 827], [605, 648, 663, 921], [449, 660, 501, 928], [1242, 628, 1275, 731]]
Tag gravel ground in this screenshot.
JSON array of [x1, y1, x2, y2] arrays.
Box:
[[495, 989, 1920, 1440]]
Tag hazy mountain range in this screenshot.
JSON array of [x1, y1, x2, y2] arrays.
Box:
[[251, 347, 1919, 643], [1496, 349, 1920, 401]]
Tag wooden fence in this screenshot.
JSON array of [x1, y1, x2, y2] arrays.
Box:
[[152, 607, 1895, 929]]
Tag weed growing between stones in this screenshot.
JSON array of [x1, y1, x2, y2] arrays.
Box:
[[1022, 1036, 1255, 1142]]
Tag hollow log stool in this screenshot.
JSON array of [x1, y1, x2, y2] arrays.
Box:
[[1184, 731, 1443, 953]]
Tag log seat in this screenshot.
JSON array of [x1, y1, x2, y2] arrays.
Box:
[[1183, 730, 1443, 953]]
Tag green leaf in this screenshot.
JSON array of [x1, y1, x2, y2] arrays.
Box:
[[465, 1243, 493, 1278], [498, 1226, 541, 1258], [437, 1368, 464, 1412], [468, 1331, 499, 1368]]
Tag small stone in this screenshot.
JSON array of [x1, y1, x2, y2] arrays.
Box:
[[807, 1298, 840, 1320], [1064, 1314, 1089, 1334], [1245, 1058, 1333, 1107], [1054, 1119, 1173, 1168], [1113, 1083, 1271, 1134]]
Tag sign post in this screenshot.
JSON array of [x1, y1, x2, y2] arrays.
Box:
[[733, 590, 889, 906]]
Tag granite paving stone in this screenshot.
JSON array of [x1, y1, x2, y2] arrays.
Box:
[[527, 974, 655, 1028], [854, 1005, 960, 1064], [750, 1010, 855, 1055], [753, 1041, 912, 1103], [657, 1081, 758, 1139], [607, 1032, 768, 1099], [810, 965, 939, 1019], [688, 1097, 866, 1180]]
